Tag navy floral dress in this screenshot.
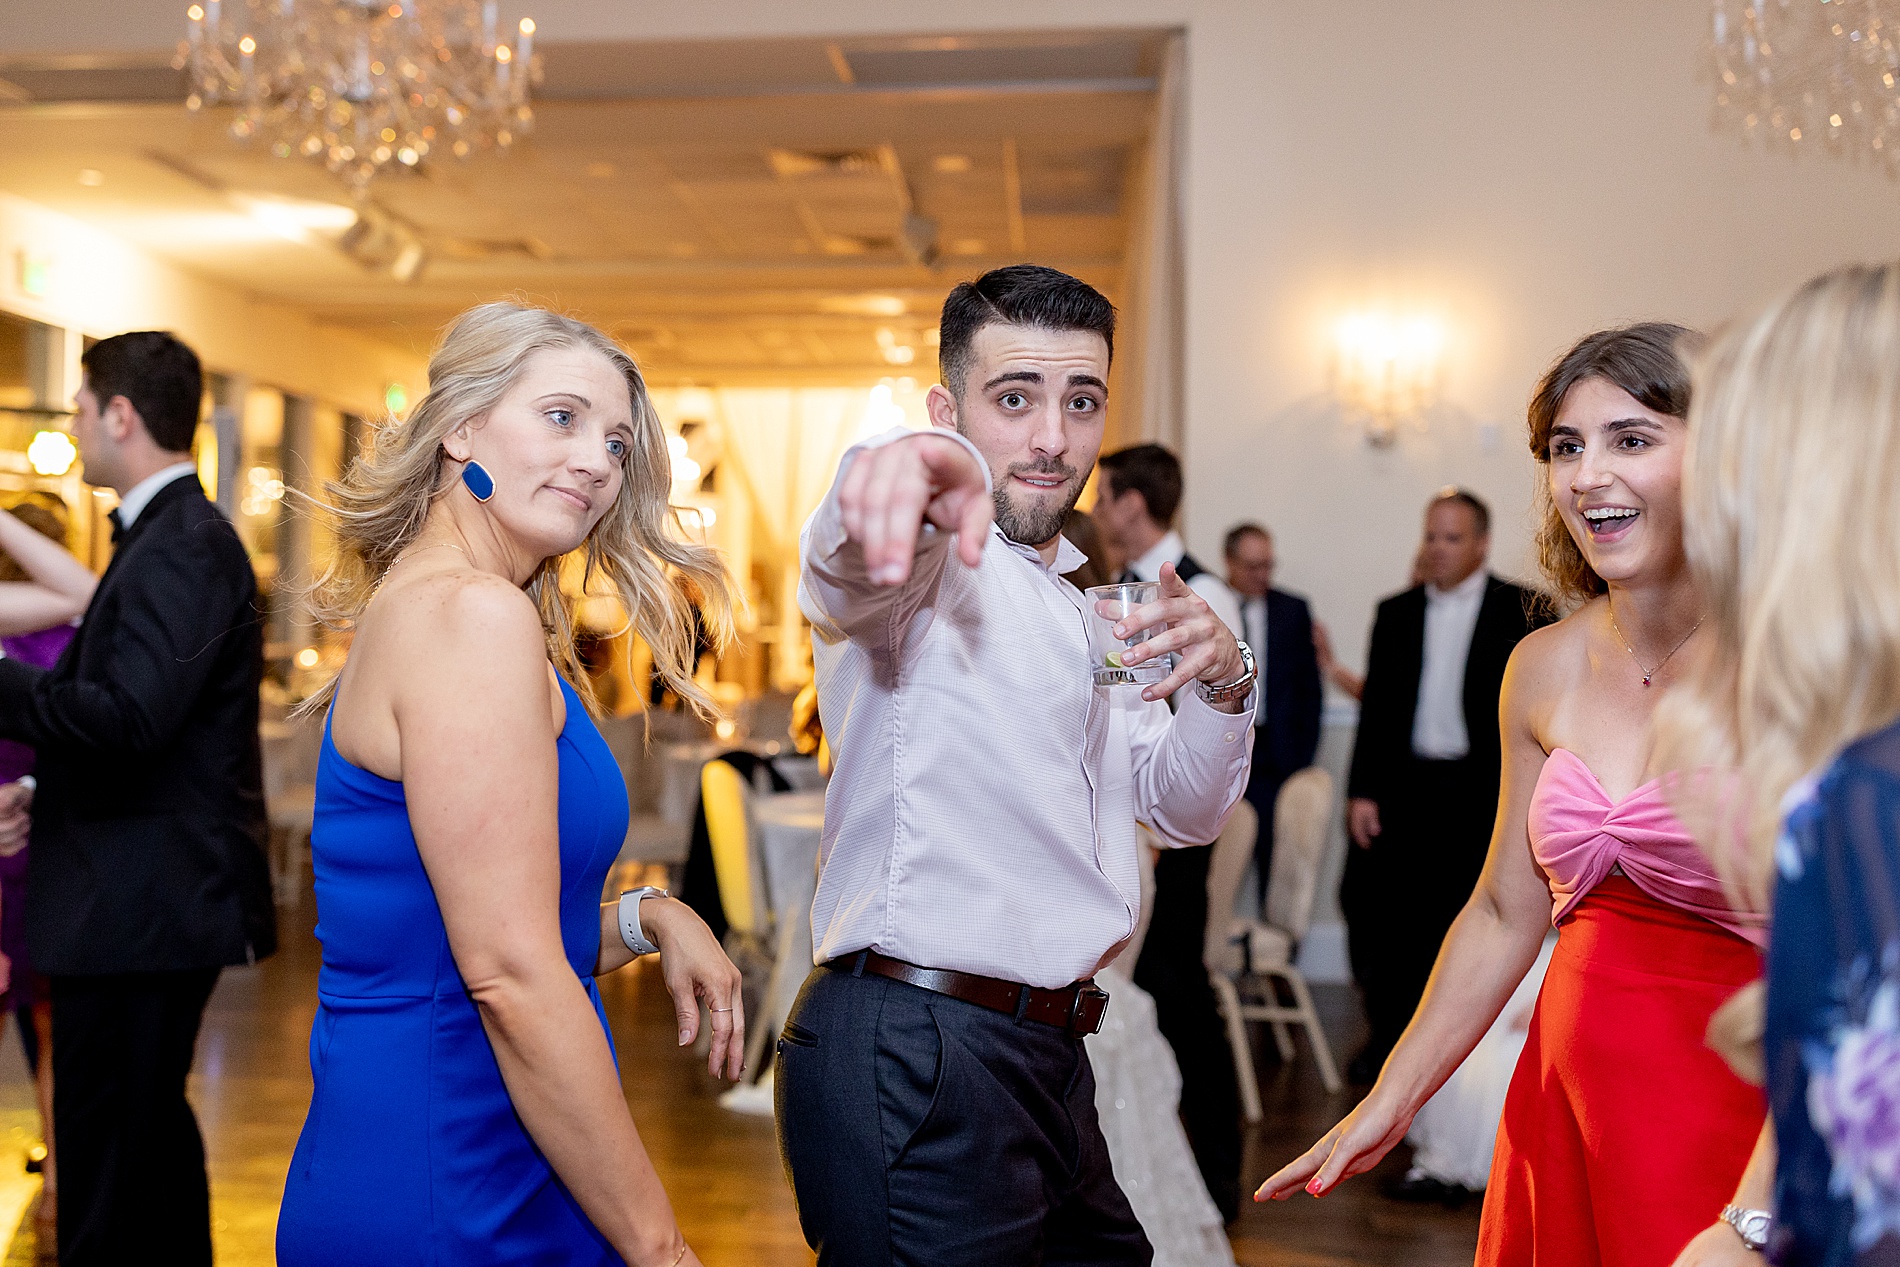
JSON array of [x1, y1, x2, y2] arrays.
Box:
[[1767, 718, 1900, 1265]]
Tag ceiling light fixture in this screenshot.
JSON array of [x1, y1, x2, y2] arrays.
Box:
[[180, 0, 539, 191], [1710, 0, 1900, 165]]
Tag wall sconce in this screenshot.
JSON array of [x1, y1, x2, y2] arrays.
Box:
[[1331, 311, 1447, 447]]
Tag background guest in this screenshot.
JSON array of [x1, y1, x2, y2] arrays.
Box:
[[1090, 443, 1246, 1221], [1339, 489, 1544, 1082], [1222, 522, 1322, 898], [0, 330, 278, 1265], [1093, 443, 1244, 635], [1311, 620, 1365, 701], [0, 496, 98, 1245]]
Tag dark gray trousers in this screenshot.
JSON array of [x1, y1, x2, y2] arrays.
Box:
[[774, 960, 1153, 1267]]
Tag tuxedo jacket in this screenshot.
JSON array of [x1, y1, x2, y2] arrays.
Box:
[[1252, 589, 1322, 780], [0, 474, 276, 975], [1345, 574, 1546, 807]]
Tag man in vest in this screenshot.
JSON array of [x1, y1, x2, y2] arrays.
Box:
[[1091, 442, 1246, 1221]]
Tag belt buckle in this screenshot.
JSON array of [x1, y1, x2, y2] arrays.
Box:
[[1069, 984, 1110, 1035]]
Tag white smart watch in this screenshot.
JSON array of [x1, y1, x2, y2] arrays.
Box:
[[616, 887, 668, 957]]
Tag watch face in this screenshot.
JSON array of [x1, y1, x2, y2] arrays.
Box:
[[1736, 1210, 1770, 1247]]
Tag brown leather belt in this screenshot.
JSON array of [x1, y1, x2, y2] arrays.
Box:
[[828, 949, 1110, 1036]]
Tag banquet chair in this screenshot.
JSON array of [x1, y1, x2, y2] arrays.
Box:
[[700, 758, 774, 970], [1207, 767, 1344, 1120]]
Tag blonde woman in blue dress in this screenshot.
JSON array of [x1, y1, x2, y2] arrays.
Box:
[[277, 303, 743, 1267]]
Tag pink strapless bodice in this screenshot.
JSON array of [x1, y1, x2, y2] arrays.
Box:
[[1528, 747, 1765, 947]]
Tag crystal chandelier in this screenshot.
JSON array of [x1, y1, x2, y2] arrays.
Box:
[[179, 0, 537, 191], [1710, 0, 1900, 169]]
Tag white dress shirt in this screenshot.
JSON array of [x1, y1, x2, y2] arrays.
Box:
[[1411, 568, 1489, 760], [800, 428, 1254, 988], [114, 462, 199, 530], [1127, 530, 1246, 642]]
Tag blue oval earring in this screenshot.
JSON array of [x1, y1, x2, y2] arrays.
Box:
[[461, 460, 495, 502]]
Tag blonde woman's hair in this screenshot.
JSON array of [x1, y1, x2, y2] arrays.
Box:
[[1657, 262, 1900, 910], [307, 301, 733, 718], [1525, 323, 1700, 608]]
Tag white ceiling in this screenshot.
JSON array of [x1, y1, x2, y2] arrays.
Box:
[[0, 29, 1164, 381]]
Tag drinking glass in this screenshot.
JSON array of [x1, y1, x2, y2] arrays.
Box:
[[1084, 581, 1169, 687]]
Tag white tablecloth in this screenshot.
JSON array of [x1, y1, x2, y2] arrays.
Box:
[[740, 790, 826, 1086]]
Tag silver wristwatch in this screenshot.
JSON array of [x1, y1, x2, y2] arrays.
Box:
[[1199, 639, 1257, 705], [1721, 1203, 1771, 1251], [616, 886, 669, 957]]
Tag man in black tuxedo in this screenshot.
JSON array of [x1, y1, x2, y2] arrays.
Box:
[[0, 331, 275, 1264], [1222, 523, 1322, 899], [1340, 489, 1543, 1084], [1093, 443, 1245, 1222]]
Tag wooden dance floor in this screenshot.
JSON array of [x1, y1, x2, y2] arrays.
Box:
[[0, 888, 1480, 1264]]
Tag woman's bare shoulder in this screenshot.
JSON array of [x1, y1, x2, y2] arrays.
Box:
[[354, 566, 546, 691], [1504, 598, 1603, 717]]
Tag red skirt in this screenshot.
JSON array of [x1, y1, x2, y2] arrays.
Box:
[[1476, 874, 1764, 1267]]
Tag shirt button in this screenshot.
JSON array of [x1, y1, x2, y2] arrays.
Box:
[[1223, 732, 1237, 743]]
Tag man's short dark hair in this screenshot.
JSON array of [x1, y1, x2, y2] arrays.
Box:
[[1431, 486, 1491, 536], [1223, 522, 1272, 558], [81, 331, 203, 453], [938, 265, 1115, 399], [1097, 444, 1182, 527]]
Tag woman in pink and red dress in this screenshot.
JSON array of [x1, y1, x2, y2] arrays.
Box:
[[1259, 324, 1770, 1267]]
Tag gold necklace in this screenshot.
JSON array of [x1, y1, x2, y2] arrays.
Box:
[[392, 541, 472, 568], [1606, 595, 1703, 687]]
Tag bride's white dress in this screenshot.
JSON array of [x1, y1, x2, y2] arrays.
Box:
[[1088, 965, 1236, 1267], [1404, 932, 1557, 1188]]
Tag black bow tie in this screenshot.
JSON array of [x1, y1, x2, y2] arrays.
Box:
[[108, 508, 126, 544], [1115, 568, 1139, 585]]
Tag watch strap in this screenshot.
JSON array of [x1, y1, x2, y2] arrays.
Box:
[[617, 886, 668, 957], [1200, 639, 1258, 704], [1721, 1203, 1770, 1251]]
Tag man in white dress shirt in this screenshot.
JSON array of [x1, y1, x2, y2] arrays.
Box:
[[1339, 490, 1545, 1084], [777, 265, 1255, 1266]]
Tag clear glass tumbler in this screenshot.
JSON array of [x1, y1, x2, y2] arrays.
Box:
[[1084, 581, 1169, 687]]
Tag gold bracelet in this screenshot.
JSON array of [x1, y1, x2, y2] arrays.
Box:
[[669, 1242, 687, 1267]]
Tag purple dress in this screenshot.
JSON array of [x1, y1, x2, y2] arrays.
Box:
[[0, 622, 75, 1007]]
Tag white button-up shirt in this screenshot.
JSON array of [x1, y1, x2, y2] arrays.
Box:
[[800, 429, 1253, 988], [1411, 568, 1489, 760], [114, 462, 199, 530]]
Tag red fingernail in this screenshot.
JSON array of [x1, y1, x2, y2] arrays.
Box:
[[1306, 1179, 1323, 1195]]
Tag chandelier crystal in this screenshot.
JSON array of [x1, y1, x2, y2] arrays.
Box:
[[179, 0, 537, 191], [1710, 0, 1900, 169]]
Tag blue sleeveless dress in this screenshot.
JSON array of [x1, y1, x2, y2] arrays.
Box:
[[277, 676, 630, 1265]]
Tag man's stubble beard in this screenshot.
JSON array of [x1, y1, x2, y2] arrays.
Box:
[[954, 418, 1084, 548]]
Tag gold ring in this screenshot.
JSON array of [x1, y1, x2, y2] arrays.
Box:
[[708, 1006, 733, 1012]]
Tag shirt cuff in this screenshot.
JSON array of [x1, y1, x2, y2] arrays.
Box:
[[1172, 682, 1259, 748]]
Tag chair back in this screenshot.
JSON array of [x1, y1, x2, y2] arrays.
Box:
[[701, 759, 765, 937], [1267, 766, 1335, 944], [1202, 799, 1258, 975]]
